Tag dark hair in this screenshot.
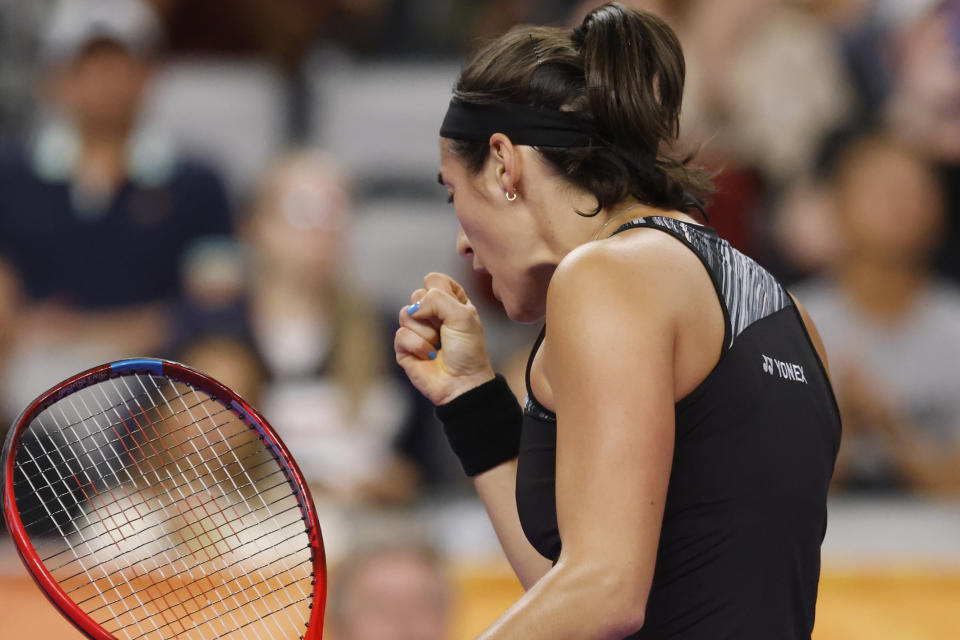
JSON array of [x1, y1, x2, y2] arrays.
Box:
[[448, 2, 712, 216]]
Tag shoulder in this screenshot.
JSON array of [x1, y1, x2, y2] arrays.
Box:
[[547, 227, 706, 321]]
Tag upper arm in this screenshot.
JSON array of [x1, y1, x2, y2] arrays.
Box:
[[544, 240, 679, 605], [788, 293, 831, 378]]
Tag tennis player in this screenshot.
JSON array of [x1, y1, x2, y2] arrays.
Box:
[[394, 3, 841, 638]]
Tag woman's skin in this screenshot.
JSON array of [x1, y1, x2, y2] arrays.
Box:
[[394, 134, 829, 638]]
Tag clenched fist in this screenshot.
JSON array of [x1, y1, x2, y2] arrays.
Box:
[[394, 272, 495, 405]]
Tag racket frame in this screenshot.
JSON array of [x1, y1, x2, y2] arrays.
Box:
[[1, 358, 327, 640]]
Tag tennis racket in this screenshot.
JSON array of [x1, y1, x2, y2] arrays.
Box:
[[1, 358, 326, 640]]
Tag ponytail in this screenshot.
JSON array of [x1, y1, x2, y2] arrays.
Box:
[[577, 4, 684, 161], [449, 2, 712, 215]]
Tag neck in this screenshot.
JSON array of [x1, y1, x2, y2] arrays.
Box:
[[593, 202, 695, 240], [837, 258, 927, 321], [75, 128, 129, 191]]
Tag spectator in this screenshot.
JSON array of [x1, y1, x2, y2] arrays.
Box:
[[795, 134, 960, 495], [173, 150, 423, 503], [0, 0, 233, 411], [327, 542, 451, 640], [882, 0, 960, 283]]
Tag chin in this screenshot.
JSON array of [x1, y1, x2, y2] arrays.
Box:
[[501, 295, 545, 325]]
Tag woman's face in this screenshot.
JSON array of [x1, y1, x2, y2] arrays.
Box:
[[438, 140, 554, 323], [248, 160, 350, 288]]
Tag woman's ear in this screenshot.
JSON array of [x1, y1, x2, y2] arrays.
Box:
[[488, 133, 522, 198]]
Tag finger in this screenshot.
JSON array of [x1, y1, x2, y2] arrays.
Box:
[[398, 305, 441, 346], [394, 326, 438, 362], [423, 272, 469, 304], [409, 288, 427, 304], [408, 287, 476, 331]]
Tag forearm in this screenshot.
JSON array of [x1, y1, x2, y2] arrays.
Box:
[[474, 460, 553, 589], [476, 558, 643, 640], [434, 373, 552, 587]]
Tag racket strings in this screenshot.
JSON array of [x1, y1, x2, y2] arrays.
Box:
[[12, 372, 316, 640], [120, 537, 312, 640], [104, 374, 311, 639], [98, 378, 308, 636], [14, 385, 220, 489], [52, 472, 293, 583], [151, 377, 313, 635], [19, 390, 242, 640], [19, 396, 263, 568], [21, 402, 278, 545], [74, 503, 305, 612], [26, 451, 279, 552], [16, 404, 251, 532], [87, 524, 310, 636]]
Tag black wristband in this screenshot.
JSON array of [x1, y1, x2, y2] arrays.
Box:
[[435, 374, 523, 477]]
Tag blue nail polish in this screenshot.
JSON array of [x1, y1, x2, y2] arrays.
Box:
[[434, 342, 442, 349], [428, 351, 437, 360], [407, 301, 420, 314]]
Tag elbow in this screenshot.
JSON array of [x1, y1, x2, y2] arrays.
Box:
[[607, 595, 645, 638], [564, 560, 648, 638]]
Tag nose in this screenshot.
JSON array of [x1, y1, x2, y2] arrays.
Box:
[[456, 225, 473, 258]]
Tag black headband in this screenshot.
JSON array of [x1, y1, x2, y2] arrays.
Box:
[[439, 98, 657, 173], [439, 98, 597, 147]]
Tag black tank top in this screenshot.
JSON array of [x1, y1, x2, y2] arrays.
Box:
[[516, 216, 841, 640]]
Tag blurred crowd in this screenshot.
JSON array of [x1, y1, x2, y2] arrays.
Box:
[[0, 0, 958, 634]]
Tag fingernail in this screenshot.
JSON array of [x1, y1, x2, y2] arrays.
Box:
[[434, 342, 442, 349], [428, 350, 437, 360], [407, 301, 420, 314]]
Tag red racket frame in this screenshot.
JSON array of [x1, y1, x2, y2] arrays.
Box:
[[1, 358, 327, 640]]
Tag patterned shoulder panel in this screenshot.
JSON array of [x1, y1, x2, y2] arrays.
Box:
[[614, 216, 792, 348]]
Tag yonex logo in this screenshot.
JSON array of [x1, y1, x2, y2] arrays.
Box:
[[761, 354, 807, 384], [762, 355, 775, 375]]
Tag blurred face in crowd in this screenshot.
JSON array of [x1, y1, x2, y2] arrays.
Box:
[[52, 39, 151, 134], [247, 155, 351, 289], [834, 139, 944, 266], [332, 550, 449, 640]]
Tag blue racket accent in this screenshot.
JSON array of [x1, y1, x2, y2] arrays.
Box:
[[230, 399, 256, 425], [231, 399, 276, 449], [109, 358, 164, 376]]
